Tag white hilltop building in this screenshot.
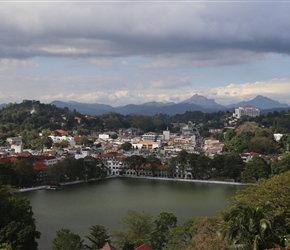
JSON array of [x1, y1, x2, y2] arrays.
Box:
[[234, 106, 260, 119]]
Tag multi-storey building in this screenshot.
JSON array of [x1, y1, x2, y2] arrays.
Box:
[[234, 106, 260, 118]]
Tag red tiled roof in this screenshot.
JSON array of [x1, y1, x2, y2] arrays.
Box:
[[33, 163, 47, 171], [100, 242, 118, 250], [0, 156, 18, 164], [56, 129, 68, 135], [135, 244, 152, 250]]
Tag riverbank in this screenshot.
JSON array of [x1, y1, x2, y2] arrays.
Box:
[[121, 175, 248, 186], [17, 175, 247, 192]]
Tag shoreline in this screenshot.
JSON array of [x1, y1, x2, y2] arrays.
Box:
[[17, 175, 247, 192], [121, 175, 248, 186]]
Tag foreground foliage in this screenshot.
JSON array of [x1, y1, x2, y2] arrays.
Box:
[[0, 185, 40, 250]]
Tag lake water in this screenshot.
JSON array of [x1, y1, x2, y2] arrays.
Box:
[[22, 177, 243, 250]]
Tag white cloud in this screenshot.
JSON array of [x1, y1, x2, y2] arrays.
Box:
[[0, 58, 36, 71], [207, 78, 290, 105]]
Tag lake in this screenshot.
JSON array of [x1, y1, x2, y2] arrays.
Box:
[[22, 177, 243, 250]]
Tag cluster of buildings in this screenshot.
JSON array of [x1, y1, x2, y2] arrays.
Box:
[[0, 105, 269, 184], [0, 121, 226, 181]]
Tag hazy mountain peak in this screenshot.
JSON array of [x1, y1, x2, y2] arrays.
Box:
[[181, 94, 219, 106], [232, 95, 289, 109]]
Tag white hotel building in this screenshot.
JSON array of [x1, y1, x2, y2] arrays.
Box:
[[234, 106, 260, 118]]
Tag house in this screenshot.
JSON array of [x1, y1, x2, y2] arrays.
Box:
[[100, 242, 118, 250], [99, 243, 152, 250]]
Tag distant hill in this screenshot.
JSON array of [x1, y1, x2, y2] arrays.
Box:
[[50, 95, 290, 116], [226, 95, 289, 110], [181, 94, 225, 110], [50, 101, 115, 115], [0, 103, 6, 109]]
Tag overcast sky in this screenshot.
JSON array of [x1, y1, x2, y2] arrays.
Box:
[[1, 1, 290, 106]]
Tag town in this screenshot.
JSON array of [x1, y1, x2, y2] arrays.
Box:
[[0, 100, 289, 189]]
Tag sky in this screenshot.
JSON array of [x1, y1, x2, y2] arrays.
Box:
[[1, 0, 290, 107]]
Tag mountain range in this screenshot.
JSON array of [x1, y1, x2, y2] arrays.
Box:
[[49, 95, 290, 116]]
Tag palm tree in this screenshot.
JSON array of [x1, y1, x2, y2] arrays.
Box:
[[221, 202, 286, 250]]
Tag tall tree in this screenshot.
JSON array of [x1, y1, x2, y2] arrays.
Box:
[[124, 155, 146, 176], [150, 212, 177, 250], [85, 224, 110, 250], [222, 153, 244, 181], [146, 155, 161, 176], [242, 156, 271, 182], [13, 159, 37, 187], [52, 229, 85, 250], [113, 210, 154, 249]]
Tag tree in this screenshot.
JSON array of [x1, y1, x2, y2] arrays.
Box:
[[124, 155, 146, 176], [0, 163, 16, 185], [222, 153, 244, 181], [166, 218, 196, 250], [13, 159, 37, 187], [150, 212, 177, 250], [79, 136, 93, 147], [230, 170, 290, 235], [0, 185, 40, 250], [221, 202, 286, 250], [230, 131, 255, 153], [52, 229, 85, 250], [120, 142, 132, 151], [248, 137, 277, 154], [194, 155, 213, 180], [55, 140, 69, 149], [185, 153, 199, 178], [271, 153, 290, 175], [242, 156, 271, 183], [78, 156, 107, 180], [85, 224, 110, 250], [146, 155, 161, 176], [113, 210, 154, 249], [212, 154, 225, 177]]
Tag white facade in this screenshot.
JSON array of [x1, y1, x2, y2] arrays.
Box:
[[107, 160, 123, 176], [49, 135, 76, 147], [44, 158, 58, 166], [74, 148, 90, 159], [163, 130, 170, 140], [274, 133, 283, 142], [11, 144, 23, 153], [234, 106, 260, 118], [99, 134, 110, 140], [142, 133, 157, 141]]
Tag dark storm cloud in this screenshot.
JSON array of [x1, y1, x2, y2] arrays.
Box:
[[0, 2, 290, 64]]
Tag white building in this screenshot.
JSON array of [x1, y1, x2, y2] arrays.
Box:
[[163, 130, 170, 140], [142, 133, 157, 141], [98, 134, 110, 140], [6, 137, 22, 145], [49, 135, 76, 147], [234, 106, 260, 118], [74, 148, 90, 159], [107, 160, 123, 176]]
